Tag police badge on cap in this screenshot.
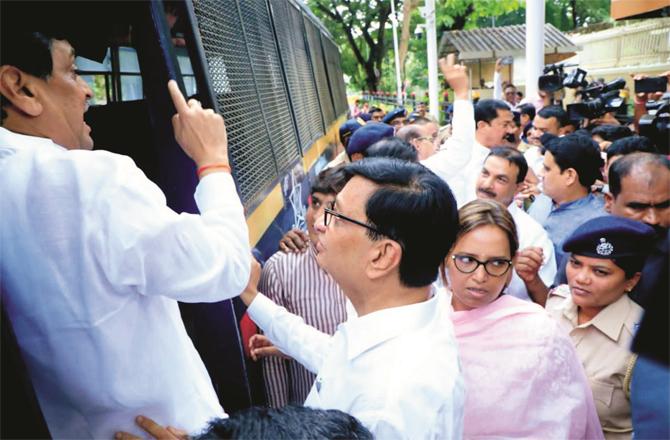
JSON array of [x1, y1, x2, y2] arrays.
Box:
[[563, 215, 655, 259]]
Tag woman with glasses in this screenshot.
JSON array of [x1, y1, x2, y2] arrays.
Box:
[[444, 199, 603, 439], [545, 216, 655, 440]]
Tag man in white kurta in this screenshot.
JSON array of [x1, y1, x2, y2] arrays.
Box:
[[0, 34, 250, 438], [474, 148, 557, 301], [242, 158, 466, 439], [446, 99, 517, 207]]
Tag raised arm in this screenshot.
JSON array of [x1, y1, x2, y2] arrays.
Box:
[[241, 259, 331, 373], [421, 54, 475, 181]]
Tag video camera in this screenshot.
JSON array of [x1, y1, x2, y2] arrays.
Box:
[[639, 93, 670, 155], [566, 78, 626, 120], [538, 63, 587, 93]]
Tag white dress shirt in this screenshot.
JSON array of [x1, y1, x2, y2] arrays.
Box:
[[446, 139, 490, 208], [248, 288, 465, 439], [0, 128, 251, 438], [421, 99, 475, 187], [507, 203, 557, 301]]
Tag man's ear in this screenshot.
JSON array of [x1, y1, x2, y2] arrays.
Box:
[[366, 240, 402, 281], [0, 66, 43, 117], [604, 192, 614, 213], [564, 168, 578, 187]]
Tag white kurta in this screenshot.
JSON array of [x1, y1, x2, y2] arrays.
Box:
[[421, 99, 475, 187], [248, 288, 465, 439], [0, 128, 251, 438], [507, 203, 557, 301]]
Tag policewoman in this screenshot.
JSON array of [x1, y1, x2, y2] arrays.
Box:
[[545, 216, 655, 440]]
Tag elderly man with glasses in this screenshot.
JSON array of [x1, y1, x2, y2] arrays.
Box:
[[241, 158, 465, 439]]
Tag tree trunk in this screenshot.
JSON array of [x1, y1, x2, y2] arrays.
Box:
[[399, 0, 420, 81]]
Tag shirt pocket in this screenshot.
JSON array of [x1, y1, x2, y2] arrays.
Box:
[[591, 380, 615, 407]]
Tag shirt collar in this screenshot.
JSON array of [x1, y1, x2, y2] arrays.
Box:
[[563, 291, 634, 342], [553, 193, 597, 212], [339, 286, 444, 361], [0, 127, 65, 152]]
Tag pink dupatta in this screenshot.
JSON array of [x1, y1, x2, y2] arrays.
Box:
[[452, 294, 604, 439]]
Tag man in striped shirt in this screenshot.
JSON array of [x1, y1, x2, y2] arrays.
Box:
[[259, 167, 348, 407]]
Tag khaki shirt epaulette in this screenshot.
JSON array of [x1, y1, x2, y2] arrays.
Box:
[[546, 286, 643, 440]]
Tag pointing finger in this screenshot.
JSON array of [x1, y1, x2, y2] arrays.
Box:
[[168, 80, 189, 114], [446, 53, 456, 67]]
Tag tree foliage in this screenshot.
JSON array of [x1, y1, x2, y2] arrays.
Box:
[[309, 0, 611, 93]]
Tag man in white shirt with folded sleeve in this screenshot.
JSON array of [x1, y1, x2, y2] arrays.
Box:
[[0, 31, 249, 438], [242, 157, 465, 439]]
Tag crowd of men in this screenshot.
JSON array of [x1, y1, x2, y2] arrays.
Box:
[[1, 26, 668, 440]]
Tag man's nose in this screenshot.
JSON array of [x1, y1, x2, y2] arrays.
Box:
[[79, 77, 93, 100], [643, 207, 659, 226]]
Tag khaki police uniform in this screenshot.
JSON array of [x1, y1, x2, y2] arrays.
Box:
[[547, 285, 643, 440]]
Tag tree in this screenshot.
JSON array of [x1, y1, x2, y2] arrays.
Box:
[[308, 0, 397, 91]]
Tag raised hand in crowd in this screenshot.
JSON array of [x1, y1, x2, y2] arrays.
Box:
[[114, 416, 188, 440], [514, 247, 548, 305], [167, 80, 230, 177], [248, 334, 290, 361], [439, 53, 469, 100], [278, 228, 310, 253], [631, 70, 670, 131]]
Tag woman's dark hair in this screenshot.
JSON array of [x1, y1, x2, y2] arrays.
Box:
[[343, 158, 458, 287], [455, 199, 519, 259]]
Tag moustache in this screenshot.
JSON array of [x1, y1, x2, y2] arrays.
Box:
[[503, 133, 516, 143], [477, 188, 497, 198]]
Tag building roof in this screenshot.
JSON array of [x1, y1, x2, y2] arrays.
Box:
[[439, 23, 581, 61]]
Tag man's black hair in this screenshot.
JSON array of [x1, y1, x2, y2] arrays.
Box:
[[518, 103, 536, 121], [608, 152, 670, 198], [369, 107, 383, 114], [606, 135, 657, 161], [366, 138, 418, 162], [537, 105, 569, 127], [342, 158, 458, 287], [0, 31, 61, 118], [474, 99, 511, 125], [194, 405, 372, 440], [544, 133, 604, 188], [486, 147, 529, 184], [311, 166, 347, 196], [591, 124, 633, 143]]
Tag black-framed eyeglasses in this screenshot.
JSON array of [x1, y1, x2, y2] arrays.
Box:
[[451, 254, 512, 277], [323, 203, 384, 237]]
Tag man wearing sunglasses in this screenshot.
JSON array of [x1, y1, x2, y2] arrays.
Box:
[[242, 158, 464, 439]]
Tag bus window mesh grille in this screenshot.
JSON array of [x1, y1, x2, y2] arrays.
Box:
[[238, 0, 299, 172], [303, 17, 336, 127], [192, 0, 298, 205], [271, 0, 325, 152], [322, 36, 349, 118]]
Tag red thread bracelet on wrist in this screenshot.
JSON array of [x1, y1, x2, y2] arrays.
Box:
[[197, 162, 231, 178]]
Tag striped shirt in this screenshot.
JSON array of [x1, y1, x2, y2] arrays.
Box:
[[258, 245, 347, 408]]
